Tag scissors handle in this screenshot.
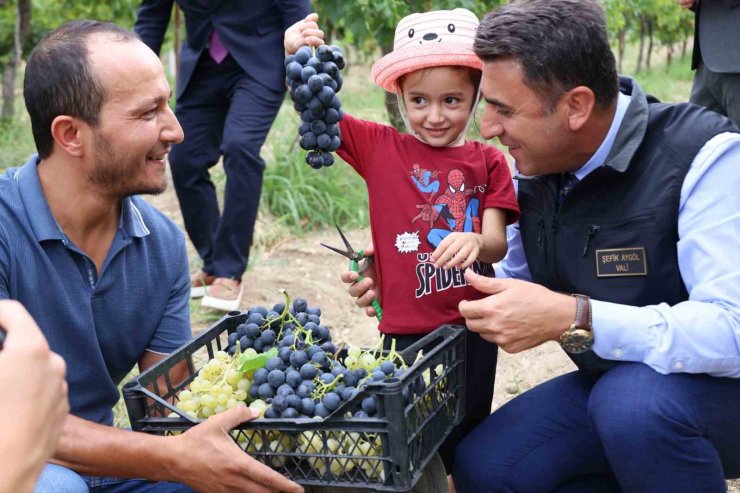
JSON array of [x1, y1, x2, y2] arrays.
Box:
[[349, 255, 382, 321]]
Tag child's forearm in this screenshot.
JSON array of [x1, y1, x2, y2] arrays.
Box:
[[477, 207, 509, 264], [477, 231, 508, 264]]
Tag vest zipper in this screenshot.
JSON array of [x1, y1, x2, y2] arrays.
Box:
[[537, 218, 545, 247], [582, 225, 600, 257], [549, 178, 562, 289], [549, 212, 561, 289]]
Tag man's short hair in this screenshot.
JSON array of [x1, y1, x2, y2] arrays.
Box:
[[474, 0, 619, 111], [23, 20, 139, 159]]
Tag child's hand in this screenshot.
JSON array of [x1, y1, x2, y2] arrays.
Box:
[[284, 13, 325, 55], [431, 233, 482, 270]]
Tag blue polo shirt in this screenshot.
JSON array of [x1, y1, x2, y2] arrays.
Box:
[[0, 156, 191, 425]]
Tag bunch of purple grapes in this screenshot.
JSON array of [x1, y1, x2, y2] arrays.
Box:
[[285, 45, 345, 169], [226, 297, 412, 420], [226, 298, 327, 356]]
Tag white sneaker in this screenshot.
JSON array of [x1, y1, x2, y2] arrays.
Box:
[[201, 278, 243, 312], [190, 270, 215, 299]]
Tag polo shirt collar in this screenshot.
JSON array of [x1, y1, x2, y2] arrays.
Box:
[[120, 196, 151, 238], [16, 155, 64, 242], [16, 154, 150, 242]]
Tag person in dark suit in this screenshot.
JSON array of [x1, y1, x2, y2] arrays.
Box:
[[678, 0, 740, 126], [135, 0, 310, 311]]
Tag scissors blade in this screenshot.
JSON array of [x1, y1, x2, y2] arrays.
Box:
[[321, 242, 353, 259], [335, 224, 355, 257]]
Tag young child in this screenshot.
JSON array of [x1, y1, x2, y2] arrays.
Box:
[[285, 10, 519, 470]]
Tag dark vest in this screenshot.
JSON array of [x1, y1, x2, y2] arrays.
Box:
[[518, 78, 737, 380]]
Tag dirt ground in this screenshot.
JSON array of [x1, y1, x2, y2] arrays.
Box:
[[145, 172, 739, 492]]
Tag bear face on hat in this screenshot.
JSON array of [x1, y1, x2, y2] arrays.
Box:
[[372, 9, 483, 94]]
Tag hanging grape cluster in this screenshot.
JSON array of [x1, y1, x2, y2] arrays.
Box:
[[285, 45, 345, 169]]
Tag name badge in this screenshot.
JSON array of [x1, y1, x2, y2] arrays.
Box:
[[595, 247, 648, 277]]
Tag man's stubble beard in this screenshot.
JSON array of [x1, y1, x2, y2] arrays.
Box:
[[89, 132, 167, 198]]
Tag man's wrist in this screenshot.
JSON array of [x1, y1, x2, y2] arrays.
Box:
[[555, 293, 578, 339], [559, 294, 594, 353], [155, 434, 181, 482]]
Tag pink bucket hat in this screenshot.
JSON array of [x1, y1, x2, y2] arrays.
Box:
[[371, 8, 482, 94]]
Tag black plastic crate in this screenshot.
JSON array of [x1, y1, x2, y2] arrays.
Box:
[[123, 313, 466, 491]]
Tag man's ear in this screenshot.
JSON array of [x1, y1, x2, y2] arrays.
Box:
[[49, 116, 86, 158], [562, 86, 596, 132]]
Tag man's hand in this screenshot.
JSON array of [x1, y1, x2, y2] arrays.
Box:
[[169, 406, 303, 493], [340, 245, 380, 318], [431, 232, 482, 270], [676, 0, 695, 9], [284, 13, 325, 56], [0, 300, 68, 493], [459, 269, 576, 353]]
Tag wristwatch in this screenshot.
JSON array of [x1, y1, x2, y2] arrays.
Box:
[[559, 294, 593, 354]]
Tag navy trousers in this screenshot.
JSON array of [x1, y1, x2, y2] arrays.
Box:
[[453, 363, 740, 493], [169, 54, 285, 279], [691, 61, 740, 127]]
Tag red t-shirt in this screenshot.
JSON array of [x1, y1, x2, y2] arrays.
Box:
[[337, 114, 519, 335]]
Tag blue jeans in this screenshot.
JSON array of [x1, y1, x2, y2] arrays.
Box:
[[453, 363, 740, 493], [35, 463, 196, 493]]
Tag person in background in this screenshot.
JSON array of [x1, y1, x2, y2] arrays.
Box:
[[0, 301, 68, 493], [135, 0, 310, 311], [677, 0, 740, 126]]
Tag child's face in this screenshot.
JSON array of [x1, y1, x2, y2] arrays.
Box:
[[401, 66, 477, 147]]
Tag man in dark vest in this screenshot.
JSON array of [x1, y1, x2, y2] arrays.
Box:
[[678, 0, 740, 126], [342, 1, 739, 489], [135, 0, 310, 311], [449, 0, 740, 491]]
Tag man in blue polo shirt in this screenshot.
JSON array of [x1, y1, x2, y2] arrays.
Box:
[[0, 20, 302, 493]]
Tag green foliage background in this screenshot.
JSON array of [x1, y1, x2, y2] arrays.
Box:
[[0, 0, 696, 234]]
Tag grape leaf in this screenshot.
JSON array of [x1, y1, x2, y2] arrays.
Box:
[[238, 347, 278, 373]]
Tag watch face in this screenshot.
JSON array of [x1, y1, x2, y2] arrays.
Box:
[[561, 329, 594, 354]]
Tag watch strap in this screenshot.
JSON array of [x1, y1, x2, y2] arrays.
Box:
[[571, 294, 592, 331]]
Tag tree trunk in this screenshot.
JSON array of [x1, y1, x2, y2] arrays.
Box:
[[174, 5, 181, 77], [681, 37, 688, 58], [18, 0, 31, 38], [636, 15, 646, 73], [1, 0, 30, 120], [1, 64, 17, 120], [666, 42, 673, 68], [617, 29, 626, 73], [325, 19, 335, 46], [646, 18, 654, 69], [380, 43, 404, 131]]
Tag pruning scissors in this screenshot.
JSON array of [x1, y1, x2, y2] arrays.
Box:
[[321, 225, 383, 321]]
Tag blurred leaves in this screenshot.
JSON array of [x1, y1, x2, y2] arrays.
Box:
[[313, 0, 500, 54], [0, 0, 138, 66]]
